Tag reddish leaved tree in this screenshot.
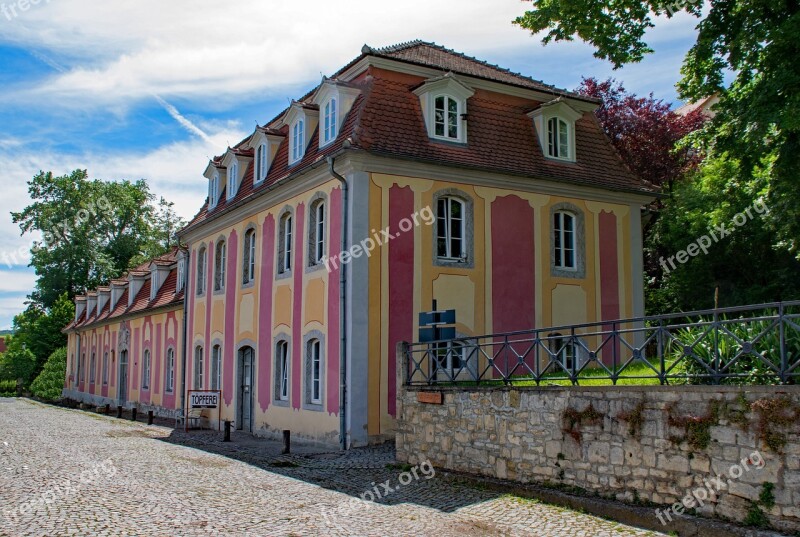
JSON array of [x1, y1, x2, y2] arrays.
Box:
[[577, 77, 706, 191]]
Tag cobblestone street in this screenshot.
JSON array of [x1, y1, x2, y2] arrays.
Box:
[[0, 399, 666, 537]]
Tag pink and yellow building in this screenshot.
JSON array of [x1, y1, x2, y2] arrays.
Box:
[[63, 249, 186, 416], [178, 41, 655, 447]]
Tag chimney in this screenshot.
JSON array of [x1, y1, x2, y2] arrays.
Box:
[[75, 296, 86, 321]]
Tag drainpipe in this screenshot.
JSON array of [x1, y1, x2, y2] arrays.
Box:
[[327, 155, 348, 451], [180, 249, 189, 419]]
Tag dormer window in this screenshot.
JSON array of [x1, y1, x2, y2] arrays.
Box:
[[547, 117, 570, 159], [322, 98, 337, 145], [528, 99, 582, 163], [413, 73, 473, 145], [227, 163, 238, 201], [255, 142, 268, 184], [209, 173, 220, 209], [291, 119, 305, 164]]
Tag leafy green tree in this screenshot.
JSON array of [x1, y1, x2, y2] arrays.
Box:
[[12, 170, 179, 308], [0, 344, 37, 386], [30, 347, 68, 401], [515, 0, 800, 260], [10, 294, 74, 372]]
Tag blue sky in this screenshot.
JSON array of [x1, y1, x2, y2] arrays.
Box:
[[0, 0, 703, 329]]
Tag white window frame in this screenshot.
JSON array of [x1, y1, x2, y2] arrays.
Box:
[[434, 341, 466, 380], [166, 348, 175, 393], [279, 214, 292, 274], [291, 119, 305, 164], [433, 94, 462, 141], [209, 174, 220, 209], [90, 351, 96, 383], [547, 117, 571, 160], [214, 240, 227, 292], [142, 349, 151, 390], [255, 142, 268, 184], [196, 247, 207, 295], [243, 228, 257, 285], [194, 346, 204, 390], [211, 345, 221, 391], [322, 98, 337, 146], [553, 211, 577, 271], [227, 163, 238, 201], [102, 351, 108, 385], [177, 257, 185, 292], [278, 341, 289, 401], [436, 196, 466, 261], [309, 200, 325, 265], [309, 339, 322, 404]]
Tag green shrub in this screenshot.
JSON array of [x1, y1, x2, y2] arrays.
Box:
[[30, 347, 67, 401], [0, 379, 16, 397], [668, 317, 800, 385]]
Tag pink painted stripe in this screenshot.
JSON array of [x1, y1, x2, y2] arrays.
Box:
[[204, 243, 214, 389], [223, 230, 239, 406], [599, 211, 621, 365], [154, 321, 162, 398], [387, 185, 414, 418], [258, 215, 276, 412], [163, 312, 178, 409], [132, 326, 140, 394], [492, 195, 536, 374], [291, 204, 305, 410], [186, 249, 197, 394], [326, 188, 342, 416]]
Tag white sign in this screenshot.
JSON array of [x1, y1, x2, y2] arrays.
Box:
[[190, 391, 219, 409]]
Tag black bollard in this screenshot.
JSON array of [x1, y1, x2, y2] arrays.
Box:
[[105, 404, 111, 415], [131, 408, 137, 422], [147, 410, 154, 425], [224, 420, 232, 442], [282, 430, 291, 455], [116, 406, 123, 418]]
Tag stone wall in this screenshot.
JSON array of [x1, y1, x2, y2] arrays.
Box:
[[396, 385, 800, 533]]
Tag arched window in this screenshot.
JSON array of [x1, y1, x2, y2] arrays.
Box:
[[142, 349, 151, 390], [276, 340, 290, 401], [102, 351, 109, 385], [243, 228, 257, 285], [255, 142, 268, 183], [309, 199, 325, 266], [211, 345, 222, 391], [436, 196, 465, 260], [196, 246, 207, 295], [434, 95, 460, 140], [323, 98, 337, 145], [194, 346, 204, 389], [214, 240, 227, 291], [90, 352, 96, 383], [227, 162, 238, 200], [547, 117, 570, 159], [553, 211, 576, 270], [80, 353, 85, 381], [291, 119, 305, 163], [278, 212, 293, 274], [165, 348, 175, 393]]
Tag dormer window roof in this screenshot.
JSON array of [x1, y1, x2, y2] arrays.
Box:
[[413, 72, 474, 144], [220, 147, 253, 201], [280, 101, 319, 165], [247, 127, 285, 186], [203, 160, 224, 210], [528, 98, 583, 163], [311, 78, 361, 148]]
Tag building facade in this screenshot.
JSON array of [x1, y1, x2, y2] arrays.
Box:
[[63, 249, 186, 416], [64, 41, 655, 447], [177, 41, 655, 447]]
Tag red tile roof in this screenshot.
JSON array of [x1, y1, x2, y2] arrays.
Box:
[[182, 42, 653, 233]]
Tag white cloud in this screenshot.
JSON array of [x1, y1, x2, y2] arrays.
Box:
[[0, 271, 36, 293]]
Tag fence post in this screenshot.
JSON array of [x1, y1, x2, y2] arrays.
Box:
[[397, 341, 409, 387], [779, 303, 787, 383]]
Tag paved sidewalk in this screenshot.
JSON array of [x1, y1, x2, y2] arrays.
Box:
[[0, 398, 667, 537]]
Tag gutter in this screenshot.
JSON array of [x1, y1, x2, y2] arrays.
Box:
[[327, 155, 349, 451], [180, 253, 189, 418]]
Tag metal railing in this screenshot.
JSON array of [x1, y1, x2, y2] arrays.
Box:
[[403, 301, 800, 387]]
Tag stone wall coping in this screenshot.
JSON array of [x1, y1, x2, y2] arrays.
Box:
[[405, 384, 800, 394]]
